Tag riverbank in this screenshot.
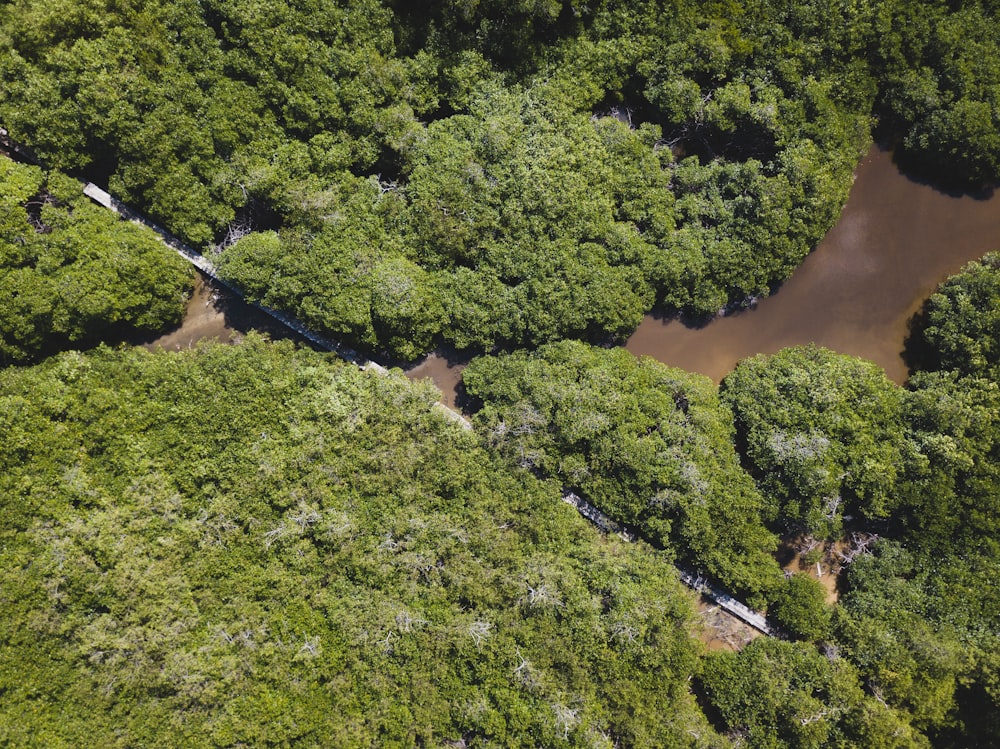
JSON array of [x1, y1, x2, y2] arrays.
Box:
[[160, 147, 1000, 403], [627, 145, 1000, 383]]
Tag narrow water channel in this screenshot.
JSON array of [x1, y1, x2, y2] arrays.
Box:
[[143, 273, 308, 352], [161, 146, 1000, 400], [626, 146, 1000, 383], [410, 145, 1000, 401]]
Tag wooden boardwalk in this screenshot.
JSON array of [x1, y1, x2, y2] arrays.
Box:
[[676, 569, 774, 635], [83, 185, 387, 368], [85, 183, 480, 431], [562, 493, 776, 636]]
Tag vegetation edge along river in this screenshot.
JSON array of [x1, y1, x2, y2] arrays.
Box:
[[4, 0, 1000, 745], [409, 144, 1000, 403], [72, 149, 781, 636]]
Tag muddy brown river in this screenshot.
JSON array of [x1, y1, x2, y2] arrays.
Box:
[[144, 274, 308, 352], [158, 146, 1000, 402], [410, 146, 1000, 402], [627, 146, 1000, 383]]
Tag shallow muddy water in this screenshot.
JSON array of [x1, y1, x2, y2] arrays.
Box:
[[406, 351, 467, 408], [143, 273, 307, 352], [409, 146, 1000, 400], [626, 146, 1000, 383]]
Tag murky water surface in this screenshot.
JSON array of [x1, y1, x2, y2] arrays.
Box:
[[406, 351, 467, 408], [626, 146, 1000, 383], [143, 273, 305, 352]]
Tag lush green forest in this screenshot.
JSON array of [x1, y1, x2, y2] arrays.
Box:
[[0, 339, 935, 747], [4, 0, 1000, 359], [462, 341, 785, 603], [2, 0, 1000, 746], [460, 270, 1000, 743], [0, 339, 715, 746], [0, 158, 191, 364]]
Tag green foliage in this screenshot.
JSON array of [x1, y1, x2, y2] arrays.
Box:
[[0, 158, 191, 364], [0, 0, 432, 244], [4, 0, 1000, 364], [836, 542, 993, 736], [391, 0, 580, 73], [907, 252, 1000, 380], [830, 281, 1000, 741], [0, 0, 878, 356], [463, 340, 782, 600], [768, 573, 831, 642], [3, 3, 1000, 743], [875, 1, 1000, 186], [721, 346, 908, 538], [699, 638, 928, 749], [404, 86, 667, 347], [0, 339, 717, 747], [219, 87, 671, 358], [901, 370, 1000, 548]]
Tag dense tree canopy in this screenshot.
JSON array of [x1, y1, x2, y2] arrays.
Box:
[[830, 259, 1000, 747], [2, 2, 1000, 746], [712, 331, 1000, 744], [0, 0, 940, 359], [907, 252, 1000, 380], [900, 370, 1000, 548], [4, 336, 970, 747], [720, 346, 909, 539], [875, 0, 1000, 187], [836, 541, 999, 743], [0, 339, 716, 747], [4, 0, 998, 356], [0, 157, 191, 364], [463, 340, 783, 601], [216, 87, 672, 358], [3, 0, 999, 357], [699, 638, 927, 748]]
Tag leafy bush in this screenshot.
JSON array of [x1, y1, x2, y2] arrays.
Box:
[[0, 159, 191, 364], [464, 340, 783, 600]]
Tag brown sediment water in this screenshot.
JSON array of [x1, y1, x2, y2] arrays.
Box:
[[143, 272, 306, 352], [626, 146, 1000, 384], [410, 147, 1000, 401], [405, 352, 467, 408]]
